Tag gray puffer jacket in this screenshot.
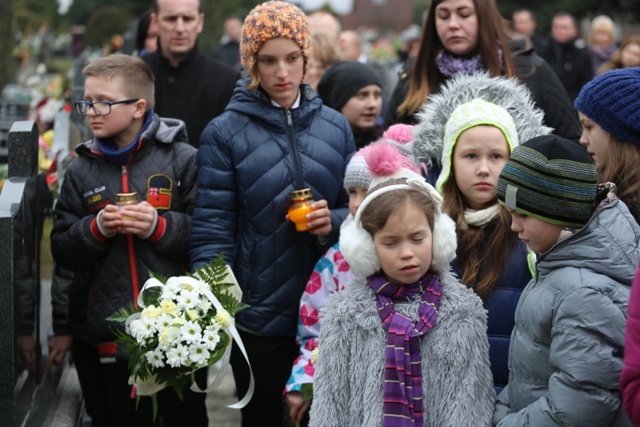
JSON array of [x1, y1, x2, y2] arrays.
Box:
[[494, 190, 640, 426], [309, 270, 496, 427]]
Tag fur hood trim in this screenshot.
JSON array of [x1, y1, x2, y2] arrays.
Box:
[[412, 72, 552, 168]]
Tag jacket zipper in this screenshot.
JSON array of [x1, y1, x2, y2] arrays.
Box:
[[122, 165, 141, 308], [286, 110, 304, 189]]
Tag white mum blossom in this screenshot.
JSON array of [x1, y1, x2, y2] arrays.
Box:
[[197, 298, 212, 313], [203, 328, 221, 350], [189, 343, 210, 366], [180, 320, 202, 344], [215, 309, 231, 328], [166, 345, 189, 368], [141, 305, 161, 320], [146, 348, 165, 368], [176, 290, 199, 310], [166, 276, 201, 293], [129, 317, 156, 341]]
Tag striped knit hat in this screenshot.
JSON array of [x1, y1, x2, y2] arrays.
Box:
[[240, 1, 311, 74], [343, 145, 373, 191], [497, 135, 597, 228]]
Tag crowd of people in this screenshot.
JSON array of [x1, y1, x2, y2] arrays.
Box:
[[20, 0, 640, 425]]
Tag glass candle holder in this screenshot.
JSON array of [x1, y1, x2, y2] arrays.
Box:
[[288, 188, 315, 232], [116, 192, 139, 222]]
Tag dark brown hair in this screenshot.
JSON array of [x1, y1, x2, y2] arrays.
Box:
[[360, 178, 436, 236], [398, 0, 515, 118], [441, 168, 518, 299]]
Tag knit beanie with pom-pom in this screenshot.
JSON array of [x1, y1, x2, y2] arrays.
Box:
[[340, 141, 457, 276]]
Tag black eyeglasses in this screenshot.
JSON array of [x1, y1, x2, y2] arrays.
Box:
[[75, 99, 139, 116]]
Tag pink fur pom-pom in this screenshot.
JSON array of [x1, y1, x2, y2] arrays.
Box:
[[382, 124, 414, 145], [364, 141, 418, 176]]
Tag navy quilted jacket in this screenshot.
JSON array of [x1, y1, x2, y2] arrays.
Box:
[[451, 219, 532, 394], [190, 80, 355, 337]]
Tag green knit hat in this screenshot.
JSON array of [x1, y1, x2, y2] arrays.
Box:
[[497, 135, 597, 228], [436, 98, 519, 193]]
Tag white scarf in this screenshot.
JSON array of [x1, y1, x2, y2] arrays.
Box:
[[461, 204, 501, 229]]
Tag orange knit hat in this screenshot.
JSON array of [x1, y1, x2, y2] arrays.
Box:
[[240, 1, 311, 74]]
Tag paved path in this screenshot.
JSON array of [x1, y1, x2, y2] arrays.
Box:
[[206, 366, 242, 426]]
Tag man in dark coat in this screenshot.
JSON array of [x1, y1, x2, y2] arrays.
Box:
[[143, 0, 240, 147], [541, 12, 593, 101], [211, 16, 242, 70]]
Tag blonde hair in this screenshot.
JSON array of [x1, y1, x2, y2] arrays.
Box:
[[82, 54, 155, 109], [588, 15, 616, 45], [311, 32, 341, 70]]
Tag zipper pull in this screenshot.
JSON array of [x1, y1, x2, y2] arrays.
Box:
[[286, 110, 293, 126]]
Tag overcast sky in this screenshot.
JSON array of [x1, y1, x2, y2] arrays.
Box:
[[291, 0, 355, 14], [57, 0, 72, 14]]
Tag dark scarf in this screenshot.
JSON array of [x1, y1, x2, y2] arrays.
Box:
[[368, 271, 442, 427], [97, 110, 153, 165], [436, 48, 503, 78]]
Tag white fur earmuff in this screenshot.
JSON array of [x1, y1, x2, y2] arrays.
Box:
[[340, 177, 457, 277]]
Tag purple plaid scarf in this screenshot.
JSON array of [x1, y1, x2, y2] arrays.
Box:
[[368, 272, 442, 427], [435, 48, 504, 78]]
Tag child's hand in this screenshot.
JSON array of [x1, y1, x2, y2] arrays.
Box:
[[99, 204, 123, 235], [285, 391, 312, 423], [306, 199, 332, 237], [119, 201, 157, 237]]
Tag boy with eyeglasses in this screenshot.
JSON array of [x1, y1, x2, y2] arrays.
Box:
[[51, 54, 206, 426]]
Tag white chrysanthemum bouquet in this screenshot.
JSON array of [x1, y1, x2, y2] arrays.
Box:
[[109, 255, 249, 417]]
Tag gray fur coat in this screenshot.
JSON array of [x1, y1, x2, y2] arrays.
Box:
[[308, 270, 495, 427]]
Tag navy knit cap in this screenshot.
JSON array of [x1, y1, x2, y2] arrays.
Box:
[[317, 61, 382, 112], [574, 67, 640, 145], [497, 135, 597, 228]]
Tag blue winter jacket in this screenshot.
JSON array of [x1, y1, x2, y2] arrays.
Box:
[[451, 219, 532, 394], [189, 79, 355, 337]]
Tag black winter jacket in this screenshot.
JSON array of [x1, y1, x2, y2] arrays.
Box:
[[142, 43, 240, 147], [190, 80, 355, 337], [384, 41, 582, 143], [51, 115, 197, 352]]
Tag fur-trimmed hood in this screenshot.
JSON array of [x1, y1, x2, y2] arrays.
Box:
[[412, 72, 552, 170]]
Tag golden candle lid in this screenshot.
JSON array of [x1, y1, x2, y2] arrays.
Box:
[[115, 192, 139, 204], [290, 188, 312, 201]]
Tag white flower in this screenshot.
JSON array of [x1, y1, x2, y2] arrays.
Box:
[[189, 343, 210, 366], [203, 328, 221, 350], [156, 313, 177, 330], [158, 324, 181, 350], [129, 317, 156, 341], [146, 349, 165, 368], [197, 298, 212, 313], [159, 299, 178, 314], [180, 320, 202, 344], [141, 305, 161, 320], [166, 276, 202, 293], [176, 290, 199, 310], [166, 344, 190, 368], [215, 309, 231, 328]]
